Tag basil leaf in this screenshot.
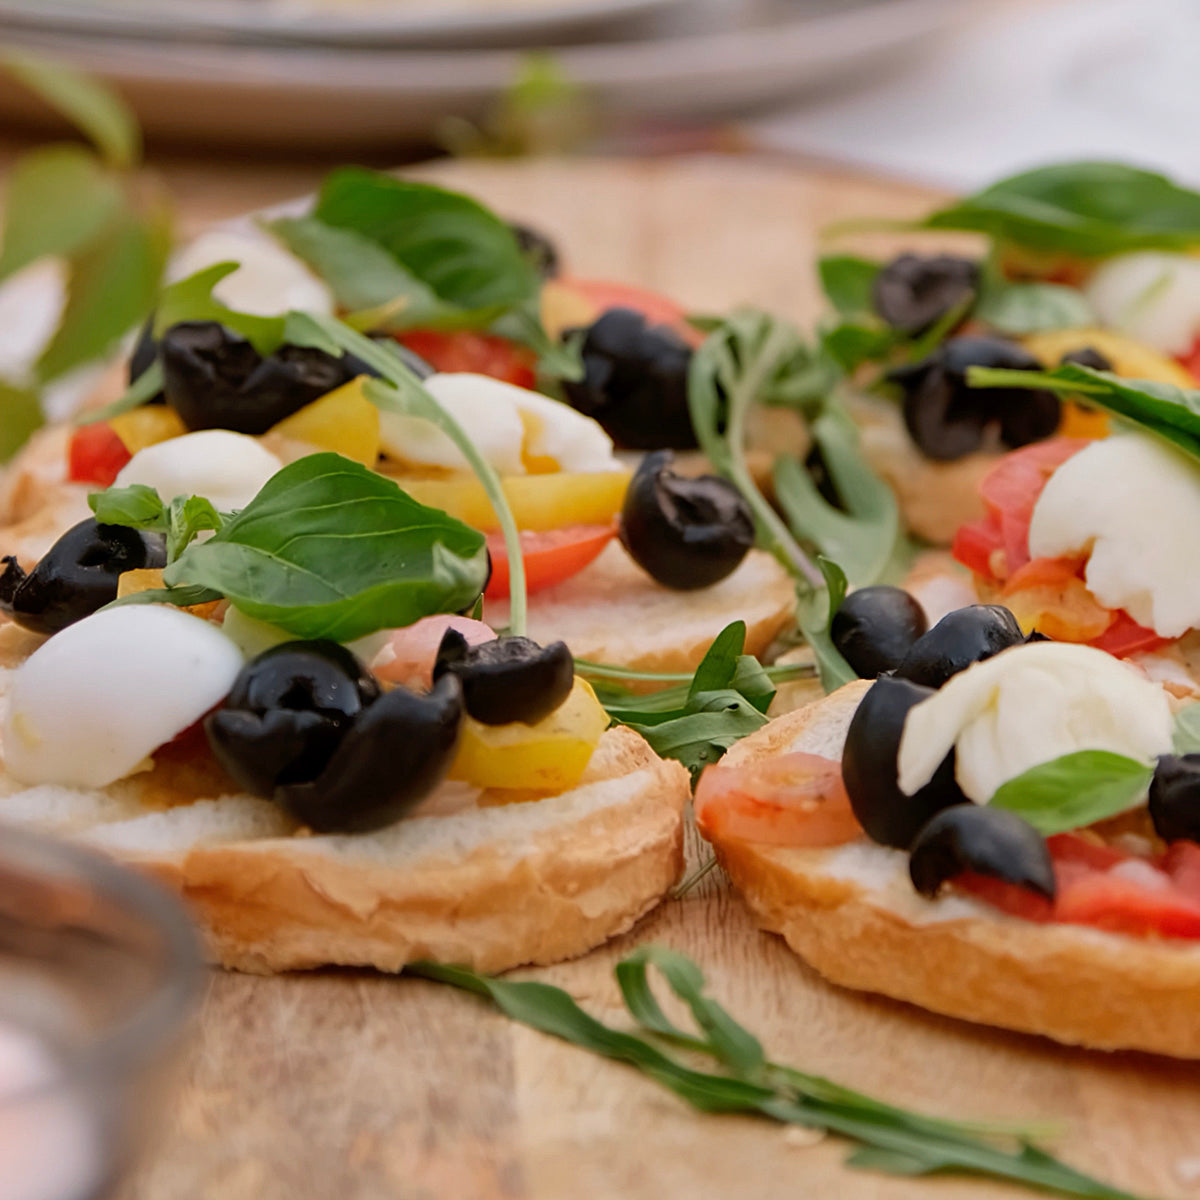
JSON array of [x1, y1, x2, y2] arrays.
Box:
[[0, 382, 43, 463], [974, 279, 1095, 335], [818, 254, 879, 316], [37, 206, 171, 383], [1174, 704, 1200, 755], [113, 583, 224, 610], [153, 262, 286, 357], [167, 495, 224, 561], [990, 750, 1154, 835], [2, 52, 140, 169], [414, 949, 1148, 1200], [0, 145, 122, 282], [921, 161, 1200, 257], [88, 484, 166, 530], [164, 453, 487, 643], [796, 557, 855, 694], [300, 168, 539, 328], [773, 410, 900, 588]]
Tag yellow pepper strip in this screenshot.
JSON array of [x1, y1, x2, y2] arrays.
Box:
[[109, 406, 187, 455], [1022, 328, 1196, 387], [540, 279, 600, 342], [268, 377, 381, 467], [117, 568, 164, 598], [396, 470, 630, 532], [448, 677, 609, 795]]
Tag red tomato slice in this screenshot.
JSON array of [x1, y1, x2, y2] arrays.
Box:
[[1176, 334, 1200, 384], [694, 753, 863, 848], [398, 330, 537, 389], [67, 422, 132, 487], [559, 278, 703, 347], [1090, 611, 1169, 658], [951, 518, 1004, 579], [484, 524, 615, 599]]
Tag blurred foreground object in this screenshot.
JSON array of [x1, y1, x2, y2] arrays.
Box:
[[0, 824, 201, 1200]]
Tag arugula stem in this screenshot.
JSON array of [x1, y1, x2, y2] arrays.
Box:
[[668, 855, 719, 899], [966, 366, 1107, 396], [574, 658, 814, 686]]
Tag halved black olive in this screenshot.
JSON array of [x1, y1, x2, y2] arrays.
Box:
[[511, 222, 560, 279], [434, 631, 573, 726], [618, 451, 754, 590], [1060, 346, 1114, 372], [0, 519, 167, 635], [159, 321, 375, 434], [891, 336, 1060, 461], [831, 586, 928, 679], [909, 804, 1056, 900], [561, 308, 696, 449], [892, 604, 1024, 690], [841, 675, 967, 848], [871, 254, 980, 336], [206, 641, 462, 832], [1149, 755, 1200, 843]]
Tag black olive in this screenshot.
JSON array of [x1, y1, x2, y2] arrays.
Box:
[[871, 254, 980, 336], [561, 308, 695, 449], [841, 675, 967, 848], [1149, 755, 1200, 843], [206, 641, 462, 833], [159, 321, 378, 435], [890, 336, 1060, 461], [434, 631, 573, 726], [1060, 346, 1114, 372], [618, 451, 754, 590], [909, 804, 1056, 900], [831, 586, 928, 679], [892, 604, 1024, 690], [510, 222, 560, 279], [0, 520, 167, 635]]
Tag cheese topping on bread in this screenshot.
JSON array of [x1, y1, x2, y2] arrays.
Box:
[[897, 641, 1173, 802]]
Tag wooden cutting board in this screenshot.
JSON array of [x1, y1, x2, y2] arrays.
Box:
[[78, 155, 1200, 1200]]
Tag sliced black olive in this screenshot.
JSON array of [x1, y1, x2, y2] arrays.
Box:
[[871, 254, 980, 336], [159, 321, 377, 434], [890, 335, 1060, 461], [831, 586, 928, 679], [434, 631, 573, 726], [206, 641, 462, 832], [909, 804, 1056, 900], [841, 675, 967, 848], [1149, 754, 1200, 843], [0, 519, 166, 635], [892, 604, 1024, 690], [618, 450, 754, 590], [561, 308, 695, 449], [1059, 346, 1114, 371], [276, 675, 463, 833], [510, 222, 560, 279]]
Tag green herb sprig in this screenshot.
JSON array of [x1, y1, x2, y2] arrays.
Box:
[[413, 946, 1142, 1200]]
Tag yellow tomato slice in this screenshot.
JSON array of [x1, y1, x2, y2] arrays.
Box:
[[268, 377, 381, 466], [448, 677, 609, 794], [394, 470, 630, 532], [109, 406, 187, 455]]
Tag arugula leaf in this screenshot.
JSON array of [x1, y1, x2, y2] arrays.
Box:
[[990, 751, 1154, 835], [0, 383, 44, 464], [974, 278, 1095, 335], [1173, 704, 1200, 755], [2, 51, 141, 169], [37, 205, 171, 383], [796, 557, 856, 694], [152, 262, 286, 356], [157, 453, 487, 643], [966, 362, 1200, 463], [89, 483, 165, 530], [77, 359, 163, 427], [0, 145, 123, 282], [819, 320, 898, 373], [413, 948, 1146, 1199], [920, 161, 1200, 257], [625, 694, 770, 780], [817, 254, 879, 316]]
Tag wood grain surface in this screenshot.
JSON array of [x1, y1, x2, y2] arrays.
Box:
[[5, 147, 1196, 1199]]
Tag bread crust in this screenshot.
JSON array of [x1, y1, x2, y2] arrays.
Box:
[[708, 682, 1200, 1057]]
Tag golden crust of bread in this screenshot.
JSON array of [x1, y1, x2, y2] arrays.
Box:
[[710, 682, 1200, 1057]]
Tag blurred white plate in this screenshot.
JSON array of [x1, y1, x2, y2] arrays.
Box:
[[0, 0, 965, 148], [0, 0, 694, 47]]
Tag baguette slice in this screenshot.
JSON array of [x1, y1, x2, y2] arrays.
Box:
[[706, 681, 1200, 1057], [0, 638, 689, 973]]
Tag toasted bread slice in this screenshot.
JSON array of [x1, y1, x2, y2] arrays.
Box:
[[705, 681, 1200, 1057], [0, 631, 689, 973]]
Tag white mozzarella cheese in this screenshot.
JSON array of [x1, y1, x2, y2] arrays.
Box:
[[1084, 251, 1200, 356]]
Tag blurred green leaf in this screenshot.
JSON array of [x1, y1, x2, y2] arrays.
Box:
[[3, 51, 140, 168], [0, 381, 43, 462]]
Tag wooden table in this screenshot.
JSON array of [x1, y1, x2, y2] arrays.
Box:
[[4, 142, 1198, 1199]]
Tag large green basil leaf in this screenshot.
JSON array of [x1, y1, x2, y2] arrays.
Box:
[[989, 750, 1154, 835], [922, 162, 1200, 257], [818, 254, 880, 316], [164, 453, 487, 642]]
